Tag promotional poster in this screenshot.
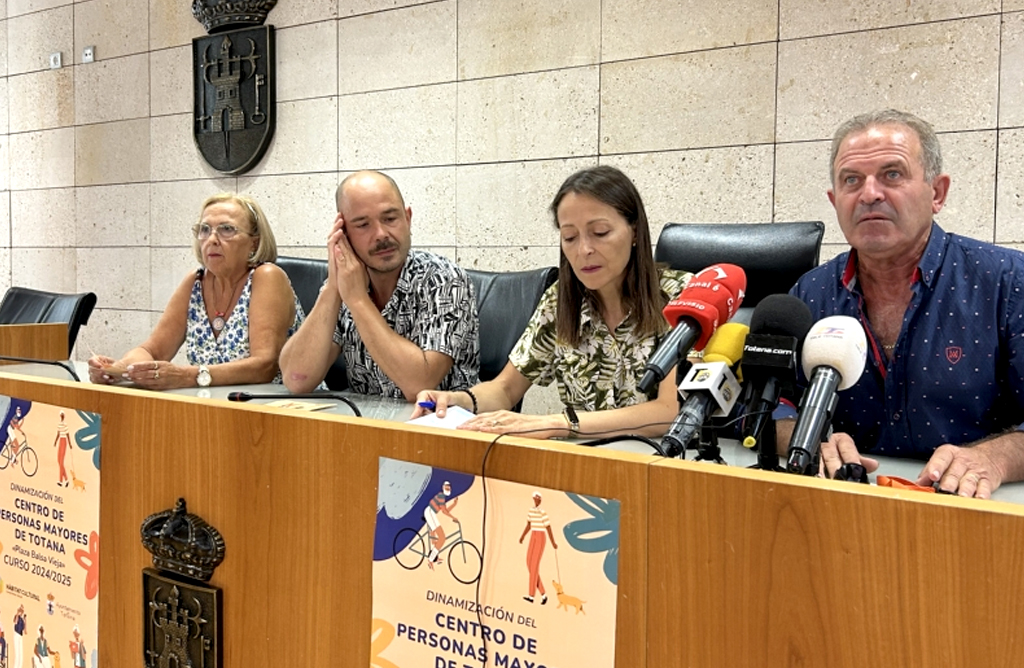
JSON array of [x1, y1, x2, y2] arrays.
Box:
[[0, 396, 100, 668], [371, 457, 619, 668]]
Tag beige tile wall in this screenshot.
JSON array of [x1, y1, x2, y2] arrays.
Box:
[[1, 1, 1022, 415]]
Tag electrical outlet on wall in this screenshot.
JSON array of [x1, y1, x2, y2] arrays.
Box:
[[82, 46, 95, 63], [49, 52, 62, 69]]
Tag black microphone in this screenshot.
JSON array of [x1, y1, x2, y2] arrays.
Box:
[[638, 264, 747, 394], [739, 295, 814, 468], [0, 356, 80, 381], [660, 324, 745, 458], [227, 391, 362, 417], [786, 316, 867, 476]]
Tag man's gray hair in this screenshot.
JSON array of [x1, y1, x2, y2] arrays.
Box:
[[829, 109, 943, 184]]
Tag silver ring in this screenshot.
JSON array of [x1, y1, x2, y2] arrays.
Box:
[[154, 370, 160, 380]]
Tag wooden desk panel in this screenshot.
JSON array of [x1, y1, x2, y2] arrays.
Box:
[[0, 322, 67, 360], [646, 459, 1024, 668], [0, 372, 655, 668]]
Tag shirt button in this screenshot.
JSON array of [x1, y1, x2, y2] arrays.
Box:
[[892, 411, 902, 422]]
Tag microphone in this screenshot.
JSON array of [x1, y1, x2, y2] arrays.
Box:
[[638, 263, 746, 394], [227, 391, 362, 417], [785, 316, 867, 475], [739, 295, 814, 456], [661, 323, 746, 458], [0, 356, 80, 382]]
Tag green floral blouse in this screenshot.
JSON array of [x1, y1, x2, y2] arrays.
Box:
[[509, 269, 691, 411]]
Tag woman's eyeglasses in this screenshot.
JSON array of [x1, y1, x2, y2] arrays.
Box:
[[191, 223, 252, 240]]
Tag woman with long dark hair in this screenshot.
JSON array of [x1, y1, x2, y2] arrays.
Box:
[[414, 165, 690, 438]]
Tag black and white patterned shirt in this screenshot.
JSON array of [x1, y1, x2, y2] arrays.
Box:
[[331, 250, 480, 398]]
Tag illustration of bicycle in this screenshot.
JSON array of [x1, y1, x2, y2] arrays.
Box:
[[0, 435, 38, 477], [393, 524, 482, 584]]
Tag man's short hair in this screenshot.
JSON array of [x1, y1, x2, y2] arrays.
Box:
[[829, 109, 943, 184], [335, 170, 406, 210]]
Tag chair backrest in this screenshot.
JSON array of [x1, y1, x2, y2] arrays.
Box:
[[467, 267, 558, 391], [654, 222, 825, 323], [275, 256, 348, 390], [0, 287, 98, 355]]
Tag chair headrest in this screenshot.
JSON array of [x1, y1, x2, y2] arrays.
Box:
[[655, 222, 825, 307]]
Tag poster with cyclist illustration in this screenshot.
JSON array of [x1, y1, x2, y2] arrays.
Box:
[[0, 396, 100, 668], [371, 457, 618, 668]]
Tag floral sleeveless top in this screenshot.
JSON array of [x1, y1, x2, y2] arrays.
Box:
[[185, 265, 304, 382]]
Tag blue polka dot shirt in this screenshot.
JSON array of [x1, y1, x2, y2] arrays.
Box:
[[790, 223, 1024, 459]]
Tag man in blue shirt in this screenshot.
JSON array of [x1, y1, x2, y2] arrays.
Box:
[[784, 109, 1024, 499]]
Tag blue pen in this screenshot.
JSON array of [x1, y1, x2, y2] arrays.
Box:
[[418, 400, 436, 411]]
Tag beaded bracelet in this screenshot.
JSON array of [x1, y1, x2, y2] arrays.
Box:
[[464, 388, 479, 414]]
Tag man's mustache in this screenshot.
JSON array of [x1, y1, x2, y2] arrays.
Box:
[[372, 240, 399, 253]]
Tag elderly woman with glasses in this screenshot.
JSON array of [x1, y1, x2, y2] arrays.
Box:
[[87, 193, 304, 389]]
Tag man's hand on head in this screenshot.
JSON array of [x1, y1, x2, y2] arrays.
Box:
[[328, 213, 369, 304]]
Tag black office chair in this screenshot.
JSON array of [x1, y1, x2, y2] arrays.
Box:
[[276, 256, 348, 390], [467, 267, 558, 410], [0, 287, 98, 356], [654, 222, 825, 324]]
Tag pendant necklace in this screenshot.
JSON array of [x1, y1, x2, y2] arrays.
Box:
[[210, 272, 246, 333]]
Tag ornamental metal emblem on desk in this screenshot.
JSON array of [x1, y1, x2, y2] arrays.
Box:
[[191, 0, 278, 174], [141, 498, 226, 668]]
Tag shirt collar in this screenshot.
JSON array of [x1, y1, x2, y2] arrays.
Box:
[[379, 250, 417, 314], [579, 295, 599, 327], [841, 221, 946, 293], [578, 293, 634, 332]]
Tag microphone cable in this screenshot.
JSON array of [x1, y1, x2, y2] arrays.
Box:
[[226, 391, 362, 417]]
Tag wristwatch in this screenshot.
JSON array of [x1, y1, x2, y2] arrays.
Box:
[[562, 405, 579, 437], [196, 365, 212, 387]]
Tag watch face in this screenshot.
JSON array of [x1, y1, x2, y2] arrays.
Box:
[[198, 367, 211, 387]]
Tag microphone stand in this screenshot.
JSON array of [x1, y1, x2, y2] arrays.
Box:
[[227, 392, 362, 417], [662, 358, 694, 459], [694, 421, 724, 464], [752, 418, 783, 472]]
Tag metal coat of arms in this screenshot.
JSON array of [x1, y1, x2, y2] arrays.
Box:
[[141, 498, 227, 668], [191, 0, 278, 174]]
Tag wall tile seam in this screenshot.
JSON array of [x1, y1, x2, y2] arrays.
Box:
[[598, 38, 779, 68], [599, 142, 779, 157], [57, 246, 155, 251], [275, 91, 342, 105], [147, 44, 189, 57], [267, 17, 338, 31], [6, 184, 80, 193], [338, 0, 444, 22], [336, 63, 597, 98], [335, 157, 603, 172], [5, 3, 73, 20], [777, 11, 1004, 45], [68, 51, 150, 67], [5, 116, 152, 133]]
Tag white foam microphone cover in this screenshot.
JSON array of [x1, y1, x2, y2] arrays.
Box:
[[800, 315, 867, 391]]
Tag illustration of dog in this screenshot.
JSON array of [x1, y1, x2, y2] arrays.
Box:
[[71, 472, 86, 492], [551, 580, 586, 615]]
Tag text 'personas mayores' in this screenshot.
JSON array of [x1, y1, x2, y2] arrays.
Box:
[[0, 494, 89, 588], [395, 612, 555, 668]]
